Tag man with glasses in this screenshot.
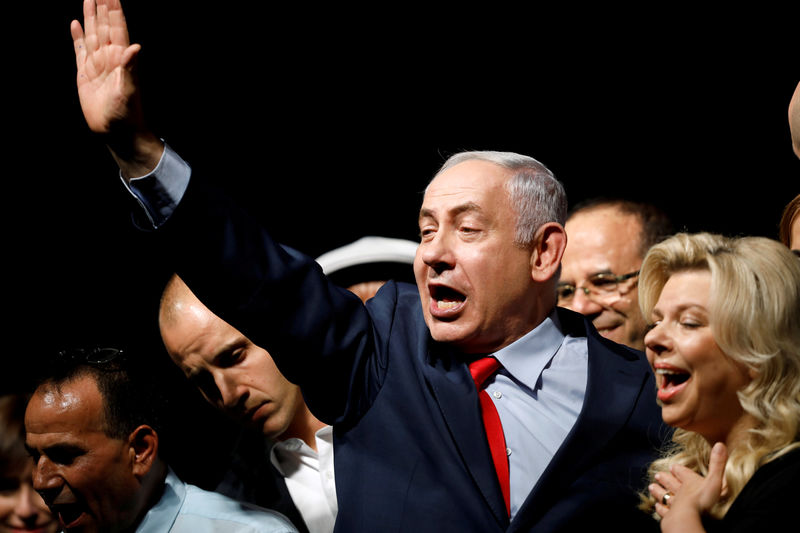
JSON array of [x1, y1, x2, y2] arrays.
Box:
[[23, 347, 298, 533], [559, 198, 673, 355]]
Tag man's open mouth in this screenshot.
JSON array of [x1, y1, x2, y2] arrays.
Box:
[[52, 503, 84, 529], [429, 285, 466, 313]]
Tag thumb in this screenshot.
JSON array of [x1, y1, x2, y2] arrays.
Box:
[[704, 442, 728, 501], [708, 442, 727, 483], [121, 44, 142, 71]]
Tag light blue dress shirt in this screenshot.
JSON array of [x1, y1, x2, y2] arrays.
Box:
[[491, 312, 588, 519], [136, 468, 298, 533], [123, 142, 190, 229]]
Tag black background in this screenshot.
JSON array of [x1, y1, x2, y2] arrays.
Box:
[[3, 2, 798, 483]]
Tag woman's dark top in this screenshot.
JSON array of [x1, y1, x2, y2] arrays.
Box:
[[704, 446, 800, 532]]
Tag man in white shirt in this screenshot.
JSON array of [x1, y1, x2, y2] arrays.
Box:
[[159, 274, 336, 533], [24, 346, 297, 533]]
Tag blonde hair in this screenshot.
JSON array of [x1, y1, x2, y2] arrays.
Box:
[[637, 232, 800, 519]]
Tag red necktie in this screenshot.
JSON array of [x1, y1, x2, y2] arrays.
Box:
[[469, 356, 510, 516]]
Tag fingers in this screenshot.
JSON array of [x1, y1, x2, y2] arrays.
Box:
[[96, 1, 110, 51], [120, 44, 142, 71], [107, 0, 131, 46], [83, 0, 98, 55], [704, 442, 728, 498], [708, 442, 728, 477], [649, 468, 683, 518], [654, 469, 682, 494], [648, 483, 671, 508], [72, 0, 137, 72], [70, 20, 86, 68], [670, 442, 727, 486]]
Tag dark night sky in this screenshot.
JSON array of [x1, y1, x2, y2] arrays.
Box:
[[4, 4, 798, 387]]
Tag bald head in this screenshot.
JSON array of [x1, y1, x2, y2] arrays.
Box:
[[159, 274, 202, 332], [158, 275, 320, 442]]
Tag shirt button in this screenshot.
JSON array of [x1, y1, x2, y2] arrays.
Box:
[[493, 390, 502, 399], [506, 448, 512, 456]]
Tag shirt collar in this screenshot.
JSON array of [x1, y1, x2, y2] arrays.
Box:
[[135, 468, 184, 533], [269, 425, 332, 477], [493, 309, 566, 388]]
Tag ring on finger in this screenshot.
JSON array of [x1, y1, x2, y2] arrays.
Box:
[[662, 492, 673, 506]]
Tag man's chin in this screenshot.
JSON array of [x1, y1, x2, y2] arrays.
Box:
[[596, 325, 645, 351], [595, 324, 622, 342], [427, 320, 478, 350]]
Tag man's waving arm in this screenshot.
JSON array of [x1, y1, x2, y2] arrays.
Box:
[[71, 0, 163, 179]]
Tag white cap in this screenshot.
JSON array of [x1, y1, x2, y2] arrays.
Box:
[[316, 236, 418, 275]]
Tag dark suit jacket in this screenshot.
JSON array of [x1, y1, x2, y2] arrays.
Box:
[[156, 178, 670, 532]]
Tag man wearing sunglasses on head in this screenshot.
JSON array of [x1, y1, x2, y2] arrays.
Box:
[[558, 198, 673, 358], [23, 347, 298, 533]]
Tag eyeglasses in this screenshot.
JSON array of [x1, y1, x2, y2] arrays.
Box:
[[556, 270, 640, 304], [56, 347, 125, 365]]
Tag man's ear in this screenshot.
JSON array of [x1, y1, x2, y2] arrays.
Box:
[[530, 222, 567, 282], [128, 425, 159, 479]]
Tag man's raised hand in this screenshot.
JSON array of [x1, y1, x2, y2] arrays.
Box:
[[70, 0, 142, 135]]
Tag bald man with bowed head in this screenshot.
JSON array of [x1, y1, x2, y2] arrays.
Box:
[[159, 274, 335, 533]]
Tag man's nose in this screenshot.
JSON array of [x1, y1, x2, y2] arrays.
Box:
[[32, 458, 62, 505], [419, 232, 455, 274], [565, 289, 604, 315], [215, 374, 247, 411]]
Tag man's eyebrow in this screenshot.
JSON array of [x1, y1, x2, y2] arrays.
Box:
[[418, 202, 484, 222], [25, 442, 85, 457], [588, 269, 614, 277], [211, 338, 246, 366]]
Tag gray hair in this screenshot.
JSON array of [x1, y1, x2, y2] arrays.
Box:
[[434, 151, 567, 246]]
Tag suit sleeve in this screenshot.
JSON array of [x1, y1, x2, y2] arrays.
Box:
[[153, 173, 386, 425]]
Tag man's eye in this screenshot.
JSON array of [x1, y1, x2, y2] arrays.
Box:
[[218, 350, 243, 368], [556, 285, 575, 299], [590, 276, 615, 287], [48, 450, 79, 466], [191, 373, 220, 402]]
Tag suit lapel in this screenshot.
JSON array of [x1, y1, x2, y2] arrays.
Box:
[[513, 312, 648, 526], [424, 344, 510, 527]]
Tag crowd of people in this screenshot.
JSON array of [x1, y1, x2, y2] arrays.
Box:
[[2, 1, 799, 532]]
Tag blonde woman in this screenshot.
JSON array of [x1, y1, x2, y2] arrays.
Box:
[[638, 233, 800, 532]]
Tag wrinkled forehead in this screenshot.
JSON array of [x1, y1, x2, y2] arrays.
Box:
[[422, 160, 512, 211]]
